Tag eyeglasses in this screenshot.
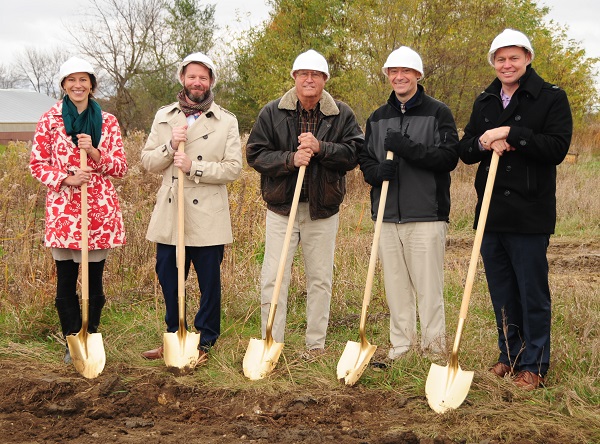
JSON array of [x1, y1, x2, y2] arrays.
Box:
[[295, 70, 324, 80]]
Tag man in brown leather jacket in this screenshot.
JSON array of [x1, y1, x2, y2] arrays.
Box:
[[246, 49, 363, 356]]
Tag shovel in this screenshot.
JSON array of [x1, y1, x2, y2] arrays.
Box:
[[426, 151, 499, 413], [243, 165, 306, 380], [66, 149, 106, 379], [337, 151, 394, 385], [163, 142, 201, 373]]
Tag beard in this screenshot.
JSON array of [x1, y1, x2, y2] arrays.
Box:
[[184, 86, 209, 103]]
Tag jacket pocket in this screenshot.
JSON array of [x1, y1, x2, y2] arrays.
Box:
[[261, 175, 292, 205], [322, 169, 345, 207]]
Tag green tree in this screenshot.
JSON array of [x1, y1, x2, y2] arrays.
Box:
[[166, 0, 216, 59], [226, 0, 598, 131], [223, 0, 355, 132], [128, 0, 218, 131]]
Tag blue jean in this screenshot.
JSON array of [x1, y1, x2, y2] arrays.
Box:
[[156, 243, 224, 351], [480, 232, 551, 376]]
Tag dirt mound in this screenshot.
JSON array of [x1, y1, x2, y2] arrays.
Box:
[[1, 359, 463, 444]]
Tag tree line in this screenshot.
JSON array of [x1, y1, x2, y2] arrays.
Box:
[[1, 0, 598, 134]]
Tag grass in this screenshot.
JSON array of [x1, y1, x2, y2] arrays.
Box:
[[1, 126, 600, 442]]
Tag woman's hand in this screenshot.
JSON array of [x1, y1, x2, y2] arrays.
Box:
[[63, 166, 93, 187], [77, 134, 100, 162]]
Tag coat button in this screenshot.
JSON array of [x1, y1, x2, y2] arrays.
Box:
[[168, 198, 172, 203], [203, 135, 208, 139], [515, 115, 521, 121], [484, 117, 490, 122], [520, 140, 526, 146], [504, 190, 510, 196], [197, 155, 203, 161], [193, 199, 198, 204], [506, 165, 512, 172]]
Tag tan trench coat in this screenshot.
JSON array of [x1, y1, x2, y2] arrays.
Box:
[[141, 101, 242, 247]]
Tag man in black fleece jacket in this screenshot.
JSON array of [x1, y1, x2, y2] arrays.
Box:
[[359, 46, 459, 363]]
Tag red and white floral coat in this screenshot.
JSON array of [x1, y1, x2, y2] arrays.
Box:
[[29, 101, 128, 250]]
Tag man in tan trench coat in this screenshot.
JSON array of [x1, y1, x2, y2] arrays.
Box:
[[140, 52, 242, 364]]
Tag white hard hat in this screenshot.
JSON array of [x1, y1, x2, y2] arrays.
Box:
[[487, 29, 534, 66], [290, 49, 330, 80], [177, 52, 217, 86], [59, 57, 95, 87], [382, 46, 424, 79]]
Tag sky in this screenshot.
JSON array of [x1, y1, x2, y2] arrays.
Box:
[[1, 0, 598, 76]]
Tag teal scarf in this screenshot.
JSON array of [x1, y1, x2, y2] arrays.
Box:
[[62, 95, 102, 148]]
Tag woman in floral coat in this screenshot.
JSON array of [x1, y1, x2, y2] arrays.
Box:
[[29, 57, 128, 364]]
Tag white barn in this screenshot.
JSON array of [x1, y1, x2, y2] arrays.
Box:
[[0, 89, 57, 145]]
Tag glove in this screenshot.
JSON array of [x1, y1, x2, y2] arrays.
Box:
[[384, 129, 410, 155], [376, 159, 397, 182]]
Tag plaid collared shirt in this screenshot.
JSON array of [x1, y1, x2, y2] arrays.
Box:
[[297, 102, 319, 201]]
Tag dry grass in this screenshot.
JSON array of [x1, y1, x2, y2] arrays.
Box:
[[1, 125, 599, 442]]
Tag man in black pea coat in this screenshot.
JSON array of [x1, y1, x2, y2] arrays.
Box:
[[459, 29, 572, 390]]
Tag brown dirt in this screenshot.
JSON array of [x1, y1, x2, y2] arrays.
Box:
[[1, 239, 598, 444], [0, 358, 458, 444]]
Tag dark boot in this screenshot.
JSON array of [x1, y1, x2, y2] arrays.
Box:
[[55, 259, 81, 337], [55, 297, 80, 365], [88, 294, 106, 334], [55, 297, 82, 338], [87, 261, 106, 334]]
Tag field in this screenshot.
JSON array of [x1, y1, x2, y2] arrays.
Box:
[[0, 129, 599, 444]]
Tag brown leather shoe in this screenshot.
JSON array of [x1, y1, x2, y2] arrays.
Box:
[[197, 349, 208, 366], [513, 370, 545, 390], [489, 362, 512, 378], [142, 345, 164, 360]]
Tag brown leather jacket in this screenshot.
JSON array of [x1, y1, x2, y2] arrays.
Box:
[[246, 88, 363, 220]]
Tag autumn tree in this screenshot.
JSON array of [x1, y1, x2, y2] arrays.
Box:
[[13, 47, 66, 98], [0, 64, 26, 90], [67, 0, 217, 134]]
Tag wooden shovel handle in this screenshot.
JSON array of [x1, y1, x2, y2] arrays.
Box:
[[80, 148, 89, 330], [264, 165, 306, 340], [177, 142, 186, 332], [358, 150, 394, 338], [458, 151, 499, 321]]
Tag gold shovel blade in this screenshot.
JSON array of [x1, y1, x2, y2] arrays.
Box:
[[425, 362, 474, 413], [163, 330, 201, 375], [242, 337, 284, 380], [66, 331, 106, 379], [336, 340, 377, 386]]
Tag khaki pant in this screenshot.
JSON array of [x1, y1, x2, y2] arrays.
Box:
[[378, 221, 448, 359], [260, 204, 339, 349]]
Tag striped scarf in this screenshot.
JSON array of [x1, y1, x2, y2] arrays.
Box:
[[177, 89, 214, 117]]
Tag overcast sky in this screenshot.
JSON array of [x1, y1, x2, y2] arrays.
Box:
[[1, 0, 598, 78]]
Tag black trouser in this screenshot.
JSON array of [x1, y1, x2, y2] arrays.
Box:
[[55, 259, 106, 336], [155, 243, 223, 352], [480, 232, 551, 376]]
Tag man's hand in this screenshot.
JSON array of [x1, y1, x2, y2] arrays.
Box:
[[298, 132, 320, 154], [171, 125, 188, 150], [293, 146, 313, 167], [174, 151, 192, 174], [479, 126, 510, 152], [384, 129, 409, 155], [376, 159, 397, 182]]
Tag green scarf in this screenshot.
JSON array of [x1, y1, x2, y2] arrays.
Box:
[[62, 95, 102, 148]]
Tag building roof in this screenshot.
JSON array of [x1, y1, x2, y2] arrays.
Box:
[[0, 89, 58, 124]]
